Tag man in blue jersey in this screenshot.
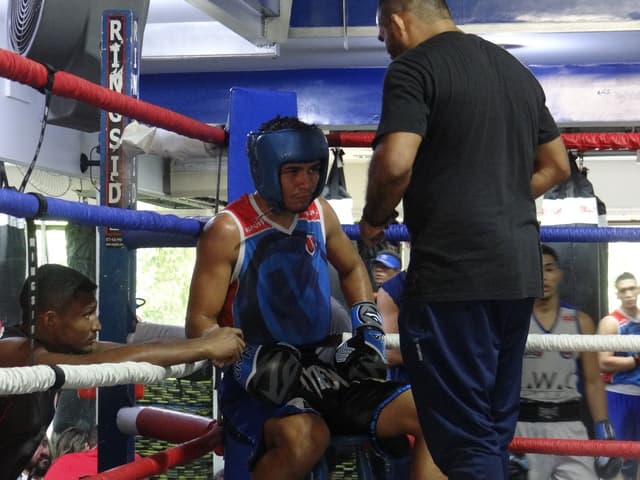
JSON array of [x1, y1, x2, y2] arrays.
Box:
[[598, 272, 640, 480], [186, 116, 444, 480]]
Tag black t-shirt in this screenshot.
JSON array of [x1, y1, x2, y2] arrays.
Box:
[[375, 31, 560, 302], [0, 329, 56, 479]]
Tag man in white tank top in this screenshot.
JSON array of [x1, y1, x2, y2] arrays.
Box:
[[515, 245, 621, 479]]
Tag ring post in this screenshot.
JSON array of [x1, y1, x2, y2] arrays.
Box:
[[98, 9, 140, 472]]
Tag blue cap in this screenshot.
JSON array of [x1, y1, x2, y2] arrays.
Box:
[[373, 251, 401, 270]]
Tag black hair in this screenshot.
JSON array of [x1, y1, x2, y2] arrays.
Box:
[[259, 115, 314, 132], [52, 426, 97, 459], [541, 244, 559, 263], [615, 271, 636, 287], [19, 264, 97, 326], [378, 0, 452, 21]]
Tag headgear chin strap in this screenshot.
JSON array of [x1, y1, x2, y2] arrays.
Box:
[[247, 126, 329, 211]]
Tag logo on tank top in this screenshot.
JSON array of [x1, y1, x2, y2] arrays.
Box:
[[305, 234, 316, 256], [244, 217, 267, 235]]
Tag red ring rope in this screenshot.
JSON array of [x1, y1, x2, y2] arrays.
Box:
[[510, 436, 640, 458], [86, 433, 640, 479], [0, 48, 226, 145], [2, 48, 639, 151], [74, 404, 640, 479], [131, 406, 214, 443], [86, 424, 222, 480], [326, 131, 640, 151]]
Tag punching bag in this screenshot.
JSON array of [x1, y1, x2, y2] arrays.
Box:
[[0, 162, 26, 330], [541, 152, 608, 322], [0, 213, 26, 329], [322, 148, 353, 224], [66, 222, 96, 281]]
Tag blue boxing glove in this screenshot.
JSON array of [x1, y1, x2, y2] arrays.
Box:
[[593, 420, 623, 479], [507, 452, 529, 480], [334, 301, 387, 381]]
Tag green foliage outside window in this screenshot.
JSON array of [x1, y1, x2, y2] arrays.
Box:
[[136, 247, 196, 326]]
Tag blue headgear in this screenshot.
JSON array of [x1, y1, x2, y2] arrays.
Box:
[[246, 126, 329, 211]]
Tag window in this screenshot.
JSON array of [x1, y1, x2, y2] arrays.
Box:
[[34, 220, 68, 266], [136, 246, 196, 326], [606, 232, 640, 314]]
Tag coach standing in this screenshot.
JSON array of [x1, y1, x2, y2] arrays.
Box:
[[359, 1, 570, 478]]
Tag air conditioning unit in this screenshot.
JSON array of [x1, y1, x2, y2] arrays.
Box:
[[7, 0, 150, 132], [137, 153, 228, 209], [169, 156, 228, 201]]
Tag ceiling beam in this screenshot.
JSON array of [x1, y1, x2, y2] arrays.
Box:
[[186, 0, 292, 45]]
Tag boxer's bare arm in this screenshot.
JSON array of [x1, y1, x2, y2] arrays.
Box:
[[321, 197, 374, 306], [0, 328, 244, 368], [186, 213, 241, 338]]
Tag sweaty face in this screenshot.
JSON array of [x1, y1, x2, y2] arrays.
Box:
[[279, 161, 321, 213], [540, 254, 562, 300], [49, 291, 101, 354], [616, 279, 638, 311]]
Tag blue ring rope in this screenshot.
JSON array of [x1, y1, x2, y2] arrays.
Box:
[[3, 188, 640, 248]]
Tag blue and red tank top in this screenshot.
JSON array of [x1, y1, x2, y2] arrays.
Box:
[[218, 194, 331, 346]]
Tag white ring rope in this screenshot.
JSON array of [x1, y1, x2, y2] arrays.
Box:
[[0, 360, 207, 396], [2, 334, 639, 396], [523, 334, 640, 353], [382, 333, 640, 353]]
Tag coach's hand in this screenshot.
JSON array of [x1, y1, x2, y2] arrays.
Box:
[[358, 219, 385, 247]]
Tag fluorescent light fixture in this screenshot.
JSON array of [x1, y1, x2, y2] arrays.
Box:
[[480, 32, 559, 52], [142, 21, 278, 59]]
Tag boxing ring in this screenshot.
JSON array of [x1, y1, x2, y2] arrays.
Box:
[[3, 38, 640, 478]]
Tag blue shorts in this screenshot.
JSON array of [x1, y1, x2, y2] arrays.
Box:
[[399, 298, 533, 479], [606, 390, 640, 479], [220, 367, 409, 479], [607, 389, 640, 442], [388, 365, 410, 384]]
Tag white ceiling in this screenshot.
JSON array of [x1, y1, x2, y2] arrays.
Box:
[[141, 0, 640, 74]]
